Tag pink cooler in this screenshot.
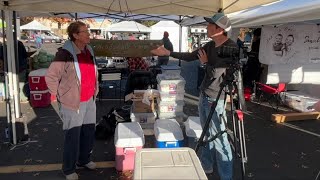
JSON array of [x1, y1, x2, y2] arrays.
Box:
[[30, 90, 51, 108], [114, 122, 144, 171], [28, 68, 48, 91]]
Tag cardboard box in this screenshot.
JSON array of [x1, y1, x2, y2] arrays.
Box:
[[126, 90, 159, 113], [132, 101, 154, 113]]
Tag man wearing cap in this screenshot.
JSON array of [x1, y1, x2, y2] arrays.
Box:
[[157, 31, 173, 66], [151, 12, 237, 180]]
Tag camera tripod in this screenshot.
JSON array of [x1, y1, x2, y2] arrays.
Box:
[[195, 64, 248, 179]]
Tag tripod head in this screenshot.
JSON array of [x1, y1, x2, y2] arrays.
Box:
[[221, 61, 246, 111]]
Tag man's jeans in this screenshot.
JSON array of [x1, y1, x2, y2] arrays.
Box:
[[198, 93, 233, 180]]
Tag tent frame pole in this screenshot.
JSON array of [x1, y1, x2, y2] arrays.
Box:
[[2, 10, 11, 131], [13, 11, 21, 119], [5, 10, 18, 145], [178, 15, 182, 66]]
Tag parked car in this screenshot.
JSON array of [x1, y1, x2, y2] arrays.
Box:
[[41, 31, 62, 43]]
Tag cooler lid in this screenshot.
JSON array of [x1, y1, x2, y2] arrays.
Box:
[[134, 148, 207, 180], [114, 122, 145, 147], [160, 65, 181, 71], [154, 119, 184, 141], [29, 68, 48, 77], [184, 116, 203, 138]]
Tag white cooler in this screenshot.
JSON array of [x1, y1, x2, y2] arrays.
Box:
[[134, 148, 207, 180], [114, 122, 145, 171], [184, 116, 203, 149], [154, 119, 184, 148]]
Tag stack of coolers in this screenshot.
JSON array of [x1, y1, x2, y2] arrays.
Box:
[[28, 68, 53, 108], [157, 65, 185, 119], [114, 122, 145, 171], [184, 116, 203, 149], [154, 119, 184, 148]]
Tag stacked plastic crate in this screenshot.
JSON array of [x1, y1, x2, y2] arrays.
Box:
[[157, 65, 186, 119]]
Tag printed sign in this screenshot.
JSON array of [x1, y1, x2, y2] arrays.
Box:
[[260, 25, 320, 65], [90, 40, 162, 57]]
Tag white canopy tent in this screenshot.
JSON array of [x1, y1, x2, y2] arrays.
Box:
[[0, 0, 279, 17], [20, 20, 50, 31], [181, 0, 320, 27], [229, 0, 320, 28], [107, 21, 151, 33], [0, 0, 280, 145], [150, 21, 188, 52]]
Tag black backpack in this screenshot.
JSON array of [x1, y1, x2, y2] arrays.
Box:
[[95, 107, 131, 140]]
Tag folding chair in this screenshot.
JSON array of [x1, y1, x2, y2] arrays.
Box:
[[124, 70, 156, 97], [255, 82, 286, 110]]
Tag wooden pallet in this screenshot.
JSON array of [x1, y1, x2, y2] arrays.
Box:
[[272, 112, 320, 123]]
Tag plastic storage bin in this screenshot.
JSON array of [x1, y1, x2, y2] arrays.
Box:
[[157, 111, 184, 119], [158, 100, 184, 113], [114, 122, 145, 171], [154, 119, 184, 148], [161, 65, 181, 78], [130, 109, 157, 129], [30, 90, 51, 108], [159, 90, 185, 102], [157, 74, 185, 93], [184, 116, 203, 149], [281, 91, 320, 112], [134, 148, 207, 180], [28, 68, 48, 91]]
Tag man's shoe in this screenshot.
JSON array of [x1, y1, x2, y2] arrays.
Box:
[[78, 161, 96, 170], [65, 172, 78, 180], [204, 169, 213, 174]]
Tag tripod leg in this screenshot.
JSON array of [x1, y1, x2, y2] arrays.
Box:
[[236, 111, 247, 178]]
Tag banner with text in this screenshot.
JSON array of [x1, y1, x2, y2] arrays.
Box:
[[260, 25, 320, 65], [90, 40, 162, 57]]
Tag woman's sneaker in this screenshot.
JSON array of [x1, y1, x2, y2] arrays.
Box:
[[65, 172, 78, 180], [77, 161, 96, 170]]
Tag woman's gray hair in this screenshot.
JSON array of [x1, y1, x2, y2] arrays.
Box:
[[67, 21, 87, 41]]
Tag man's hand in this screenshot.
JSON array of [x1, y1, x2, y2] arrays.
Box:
[[150, 46, 170, 56], [312, 101, 320, 112], [197, 48, 208, 64]]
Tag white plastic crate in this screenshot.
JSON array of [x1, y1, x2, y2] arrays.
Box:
[[157, 111, 184, 119], [158, 100, 184, 113], [157, 74, 185, 93], [159, 89, 185, 102], [134, 148, 207, 180], [130, 108, 157, 129], [281, 91, 320, 112], [161, 65, 181, 77]]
